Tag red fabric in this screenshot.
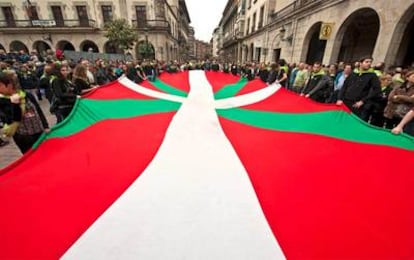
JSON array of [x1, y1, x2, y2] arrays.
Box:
[[139, 71, 190, 94], [158, 71, 190, 93], [219, 117, 414, 259], [0, 113, 175, 259], [86, 80, 154, 100], [55, 49, 64, 60], [205, 71, 241, 92], [139, 80, 165, 92], [242, 88, 350, 113], [236, 78, 267, 96]]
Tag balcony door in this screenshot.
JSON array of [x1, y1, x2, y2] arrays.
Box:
[[51, 6, 64, 27], [2, 7, 15, 27], [76, 6, 89, 27], [135, 6, 147, 28], [28, 6, 39, 21]]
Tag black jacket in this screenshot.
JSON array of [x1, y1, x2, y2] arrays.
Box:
[[51, 78, 77, 108], [338, 70, 381, 103], [266, 69, 285, 85], [0, 97, 21, 123], [302, 72, 333, 103]]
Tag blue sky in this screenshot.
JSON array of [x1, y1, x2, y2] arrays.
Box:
[[185, 0, 228, 42]]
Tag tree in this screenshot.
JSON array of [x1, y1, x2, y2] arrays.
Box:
[[104, 19, 138, 54]]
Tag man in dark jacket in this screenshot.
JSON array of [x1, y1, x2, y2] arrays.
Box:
[[301, 62, 333, 103], [336, 57, 381, 121]]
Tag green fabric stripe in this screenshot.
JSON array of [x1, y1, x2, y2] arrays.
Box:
[[151, 78, 188, 97], [214, 77, 248, 99], [217, 108, 414, 151], [34, 99, 180, 148]]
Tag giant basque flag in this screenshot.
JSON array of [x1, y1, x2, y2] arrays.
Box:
[[0, 70, 413, 259]]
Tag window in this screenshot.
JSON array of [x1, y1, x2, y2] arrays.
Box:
[[2, 7, 15, 27], [27, 6, 39, 21], [51, 6, 64, 26], [273, 48, 281, 62], [246, 18, 250, 35], [240, 20, 245, 37], [255, 47, 261, 62], [101, 5, 113, 24], [135, 5, 147, 28], [252, 12, 256, 33], [76, 6, 89, 26], [258, 5, 264, 29]]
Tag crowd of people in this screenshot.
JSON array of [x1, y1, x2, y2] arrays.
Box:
[[0, 48, 413, 154]]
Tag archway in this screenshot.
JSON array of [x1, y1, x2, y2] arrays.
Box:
[[334, 8, 380, 63], [56, 40, 75, 51], [0, 43, 5, 51], [33, 41, 51, 56], [135, 41, 155, 60], [104, 41, 123, 54], [80, 40, 99, 52], [386, 4, 414, 67], [303, 22, 326, 64], [9, 41, 28, 53]]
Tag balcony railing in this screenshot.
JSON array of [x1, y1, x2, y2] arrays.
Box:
[[0, 19, 97, 28], [296, 0, 324, 6], [271, 0, 334, 23], [131, 19, 171, 32], [271, 3, 296, 22]]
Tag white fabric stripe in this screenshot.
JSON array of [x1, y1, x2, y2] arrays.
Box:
[[63, 71, 285, 259], [214, 82, 281, 109], [118, 75, 186, 103]]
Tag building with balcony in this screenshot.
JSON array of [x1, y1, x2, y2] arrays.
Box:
[[212, 26, 222, 58], [0, 0, 192, 61], [194, 39, 211, 60], [216, 0, 414, 67], [242, 0, 276, 63], [176, 0, 191, 61], [187, 26, 195, 59], [219, 0, 243, 62]]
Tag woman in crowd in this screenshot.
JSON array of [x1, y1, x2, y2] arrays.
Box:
[[266, 63, 287, 86], [384, 70, 414, 131], [106, 65, 118, 82], [72, 63, 96, 95], [51, 64, 77, 123], [0, 71, 49, 153]]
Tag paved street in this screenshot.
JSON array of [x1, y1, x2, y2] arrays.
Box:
[[0, 99, 56, 169]]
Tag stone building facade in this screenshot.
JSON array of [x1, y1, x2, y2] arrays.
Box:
[[219, 0, 242, 62], [194, 39, 211, 61], [187, 26, 195, 59], [218, 0, 414, 67], [212, 26, 221, 58], [0, 0, 191, 61]]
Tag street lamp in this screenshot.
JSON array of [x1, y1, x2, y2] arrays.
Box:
[[268, 25, 293, 58], [279, 26, 293, 45]]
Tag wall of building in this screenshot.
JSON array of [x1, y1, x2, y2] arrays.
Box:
[[220, 0, 414, 66], [0, 0, 192, 61]]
